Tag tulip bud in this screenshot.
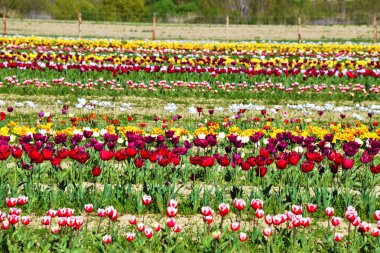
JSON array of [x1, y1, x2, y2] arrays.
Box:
[[203, 215, 213, 224], [126, 232, 135, 242], [263, 227, 272, 236], [9, 208, 21, 216], [47, 209, 57, 218], [137, 223, 145, 232], [142, 195, 152, 206], [251, 199, 263, 210], [291, 205, 302, 215], [84, 204, 93, 213], [264, 215, 273, 225], [372, 228, 380, 237], [6, 198, 17, 207], [98, 208, 106, 217], [325, 207, 334, 217], [166, 206, 178, 217], [374, 210, 380, 221], [167, 199, 178, 208], [153, 223, 161, 232], [21, 216, 30, 225], [201, 206, 213, 216], [255, 209, 264, 218], [172, 224, 181, 233], [331, 217, 341, 227], [238, 232, 248, 242], [144, 227, 153, 239], [58, 217, 67, 226], [230, 222, 240, 231], [41, 216, 51, 226], [102, 235, 112, 244], [51, 226, 61, 234], [129, 215, 137, 225], [306, 203, 318, 213], [67, 216, 76, 227], [17, 196, 28, 205], [166, 218, 176, 228], [233, 199, 246, 211], [213, 230, 221, 240], [218, 203, 229, 217], [334, 233, 343, 242], [2, 220, 10, 230]]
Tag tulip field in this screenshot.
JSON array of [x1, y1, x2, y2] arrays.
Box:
[[0, 36, 379, 252]]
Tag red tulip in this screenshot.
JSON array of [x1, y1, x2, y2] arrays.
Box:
[[201, 206, 213, 216], [102, 235, 112, 244], [230, 222, 240, 231], [166, 218, 176, 228], [137, 223, 145, 232], [374, 210, 380, 221], [167, 199, 178, 208], [218, 203, 229, 217], [98, 209, 106, 217], [233, 199, 246, 211], [21, 216, 30, 225], [9, 208, 21, 216], [306, 203, 318, 213], [251, 199, 263, 210], [67, 217, 76, 227], [292, 217, 301, 227], [264, 215, 273, 225], [17, 195, 28, 205], [325, 207, 334, 217], [331, 217, 341, 226], [300, 161, 314, 173], [372, 228, 380, 237], [144, 227, 153, 239], [129, 215, 137, 225], [41, 216, 51, 226], [334, 233, 343, 242], [6, 197, 17, 207], [213, 230, 221, 240], [84, 204, 93, 213], [276, 159, 288, 170], [166, 206, 178, 217], [370, 164, 380, 174], [92, 166, 101, 176], [351, 217, 361, 227], [263, 227, 272, 236], [238, 232, 248, 242], [51, 226, 61, 234], [301, 217, 310, 227], [255, 166, 267, 177], [142, 195, 152, 205], [126, 232, 135, 242], [342, 158, 354, 170], [291, 205, 302, 215], [1, 221, 9, 230], [172, 224, 181, 233], [47, 209, 57, 218], [8, 215, 19, 225], [255, 209, 264, 218]]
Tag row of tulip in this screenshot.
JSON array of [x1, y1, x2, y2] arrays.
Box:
[[1, 195, 379, 252]]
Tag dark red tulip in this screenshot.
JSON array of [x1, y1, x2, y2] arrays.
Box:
[[300, 161, 314, 173], [92, 166, 101, 176], [341, 158, 354, 170]]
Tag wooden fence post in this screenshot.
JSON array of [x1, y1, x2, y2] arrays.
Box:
[[226, 15, 229, 42], [152, 13, 156, 41], [297, 17, 301, 43], [3, 7, 6, 35], [78, 12, 82, 39], [374, 13, 378, 44]]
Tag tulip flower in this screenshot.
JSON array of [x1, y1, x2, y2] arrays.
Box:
[[374, 210, 380, 221], [372, 228, 380, 237], [166, 206, 178, 217], [167, 199, 178, 208], [238, 232, 248, 242], [230, 222, 240, 231], [142, 195, 152, 205], [102, 235, 112, 244], [263, 228, 272, 236], [153, 223, 161, 232], [334, 233, 343, 242], [126, 232, 135, 242], [6, 198, 17, 207], [17, 196, 28, 205], [166, 218, 176, 228], [21, 216, 30, 225], [144, 227, 153, 239], [306, 203, 318, 213], [255, 209, 264, 219], [51, 226, 61, 234], [41, 216, 51, 226], [137, 223, 145, 232], [2, 221, 10, 230], [251, 199, 263, 210], [172, 224, 181, 233], [84, 204, 93, 213], [331, 217, 341, 227], [213, 230, 221, 240], [129, 215, 137, 225], [325, 207, 334, 217], [233, 199, 246, 211]]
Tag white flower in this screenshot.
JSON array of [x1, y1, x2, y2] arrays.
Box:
[[355, 138, 363, 146], [294, 146, 304, 153], [218, 132, 226, 140], [240, 136, 249, 144], [214, 107, 224, 112], [10, 135, 16, 143], [100, 129, 108, 136], [93, 131, 100, 137], [39, 129, 47, 135], [198, 133, 206, 140], [117, 138, 124, 144], [164, 103, 178, 113], [188, 106, 197, 115], [352, 113, 363, 121], [44, 112, 51, 118], [14, 102, 23, 108], [0, 100, 5, 106]]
